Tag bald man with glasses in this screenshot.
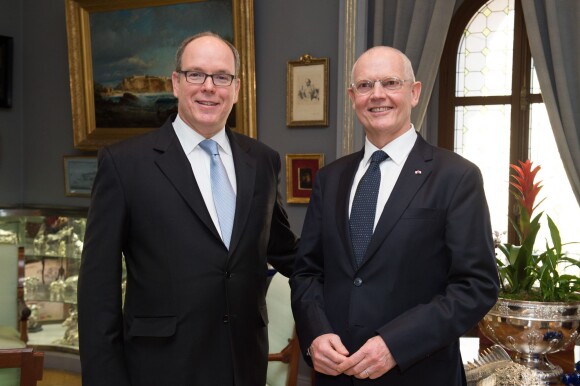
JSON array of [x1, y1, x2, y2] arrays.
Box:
[[290, 46, 498, 385]]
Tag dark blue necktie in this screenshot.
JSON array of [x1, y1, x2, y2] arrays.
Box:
[[349, 150, 389, 266]]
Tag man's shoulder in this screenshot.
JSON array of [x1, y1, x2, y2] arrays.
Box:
[[107, 118, 174, 151], [323, 151, 362, 171], [431, 145, 478, 168], [413, 134, 479, 171], [230, 130, 278, 158]]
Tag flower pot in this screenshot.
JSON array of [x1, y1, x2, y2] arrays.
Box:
[[478, 297, 580, 382]]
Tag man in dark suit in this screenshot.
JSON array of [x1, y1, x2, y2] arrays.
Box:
[[290, 46, 499, 385], [78, 32, 298, 386]]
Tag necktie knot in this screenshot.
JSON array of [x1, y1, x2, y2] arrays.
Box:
[[199, 139, 219, 156], [370, 150, 388, 165]]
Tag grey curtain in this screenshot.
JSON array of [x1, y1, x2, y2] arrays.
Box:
[[371, 0, 457, 133], [521, 0, 580, 204]]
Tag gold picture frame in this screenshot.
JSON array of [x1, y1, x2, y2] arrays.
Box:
[[63, 156, 98, 197], [286, 54, 329, 127], [285, 153, 324, 204], [65, 0, 256, 150]]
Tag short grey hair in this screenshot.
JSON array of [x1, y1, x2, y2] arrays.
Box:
[[174, 31, 240, 76]]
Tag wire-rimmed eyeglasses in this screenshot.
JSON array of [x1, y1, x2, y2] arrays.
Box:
[[350, 77, 414, 95], [177, 70, 236, 87]]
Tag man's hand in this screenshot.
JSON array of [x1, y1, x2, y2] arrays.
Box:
[[336, 336, 396, 379], [308, 333, 350, 376]]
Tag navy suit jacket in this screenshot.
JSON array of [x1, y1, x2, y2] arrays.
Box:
[[291, 133, 499, 385], [78, 115, 298, 386]]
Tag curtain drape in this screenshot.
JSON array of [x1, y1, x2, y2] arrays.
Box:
[[521, 0, 580, 204], [371, 0, 457, 134]]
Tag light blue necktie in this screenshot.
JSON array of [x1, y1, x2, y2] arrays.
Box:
[[349, 150, 389, 266], [199, 139, 236, 249]]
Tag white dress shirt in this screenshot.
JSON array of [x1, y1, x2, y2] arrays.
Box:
[[349, 126, 417, 231], [173, 114, 237, 238]]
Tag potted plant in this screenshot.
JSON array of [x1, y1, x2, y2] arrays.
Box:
[[479, 160, 580, 382]]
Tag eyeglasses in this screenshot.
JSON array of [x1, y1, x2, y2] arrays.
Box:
[[350, 77, 413, 95], [177, 71, 236, 87]]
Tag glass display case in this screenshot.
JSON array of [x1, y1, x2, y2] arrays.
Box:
[[0, 207, 88, 353]]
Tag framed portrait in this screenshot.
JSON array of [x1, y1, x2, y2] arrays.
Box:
[[285, 153, 324, 204], [0, 35, 13, 108], [286, 54, 329, 127], [65, 0, 256, 150], [63, 156, 98, 197]]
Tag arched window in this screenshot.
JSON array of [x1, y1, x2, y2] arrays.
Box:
[[438, 0, 579, 256]]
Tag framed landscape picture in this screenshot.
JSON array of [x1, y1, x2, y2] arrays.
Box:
[[63, 156, 98, 197], [65, 0, 256, 150]]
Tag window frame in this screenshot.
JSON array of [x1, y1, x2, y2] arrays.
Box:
[[438, 0, 543, 243]]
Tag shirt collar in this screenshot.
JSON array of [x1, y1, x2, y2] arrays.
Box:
[[363, 125, 417, 166], [173, 114, 231, 156]]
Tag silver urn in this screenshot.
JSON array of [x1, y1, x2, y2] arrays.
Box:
[[479, 298, 580, 382]]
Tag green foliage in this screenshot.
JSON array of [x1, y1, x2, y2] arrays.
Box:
[[497, 215, 580, 302]]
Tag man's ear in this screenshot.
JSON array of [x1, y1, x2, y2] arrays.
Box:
[[171, 72, 180, 98], [411, 81, 422, 107]]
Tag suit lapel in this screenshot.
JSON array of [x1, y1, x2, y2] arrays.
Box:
[[336, 150, 364, 270], [226, 129, 256, 255], [153, 120, 221, 242], [361, 135, 433, 267]]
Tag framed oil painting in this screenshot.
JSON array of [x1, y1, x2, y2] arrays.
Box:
[[286, 54, 329, 127], [0, 35, 13, 108], [63, 156, 98, 197], [65, 0, 256, 150], [285, 153, 324, 204]]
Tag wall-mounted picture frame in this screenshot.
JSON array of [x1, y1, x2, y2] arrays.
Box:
[[0, 35, 13, 108], [63, 156, 98, 197], [285, 153, 324, 204], [65, 0, 257, 150], [286, 54, 329, 127]]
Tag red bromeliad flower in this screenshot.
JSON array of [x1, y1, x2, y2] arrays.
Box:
[[509, 160, 543, 241], [497, 159, 580, 301]]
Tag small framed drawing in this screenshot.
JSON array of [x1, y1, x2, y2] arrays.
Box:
[[63, 156, 98, 197], [285, 153, 324, 204], [0, 35, 13, 108], [286, 54, 329, 127]]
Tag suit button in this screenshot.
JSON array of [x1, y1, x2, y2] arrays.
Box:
[[223, 315, 229, 323], [225, 271, 232, 279], [353, 277, 363, 287]]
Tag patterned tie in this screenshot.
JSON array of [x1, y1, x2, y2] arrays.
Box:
[[199, 139, 236, 249], [349, 150, 389, 266]]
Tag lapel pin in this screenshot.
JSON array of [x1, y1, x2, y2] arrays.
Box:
[[414, 170, 422, 175]]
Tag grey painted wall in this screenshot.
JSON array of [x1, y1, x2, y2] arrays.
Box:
[[0, 0, 340, 236], [255, 0, 339, 233]]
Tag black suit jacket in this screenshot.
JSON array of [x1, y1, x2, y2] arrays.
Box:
[[78, 116, 298, 386], [291, 133, 499, 385]]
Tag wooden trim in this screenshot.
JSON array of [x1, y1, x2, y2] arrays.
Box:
[[0, 348, 44, 386], [438, 0, 488, 150], [268, 329, 301, 386], [17, 246, 30, 344]]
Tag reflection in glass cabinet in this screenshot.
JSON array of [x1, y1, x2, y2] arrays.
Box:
[[0, 207, 87, 352]]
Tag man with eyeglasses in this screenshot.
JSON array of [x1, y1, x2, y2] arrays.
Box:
[[78, 32, 298, 386], [290, 46, 499, 385]]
